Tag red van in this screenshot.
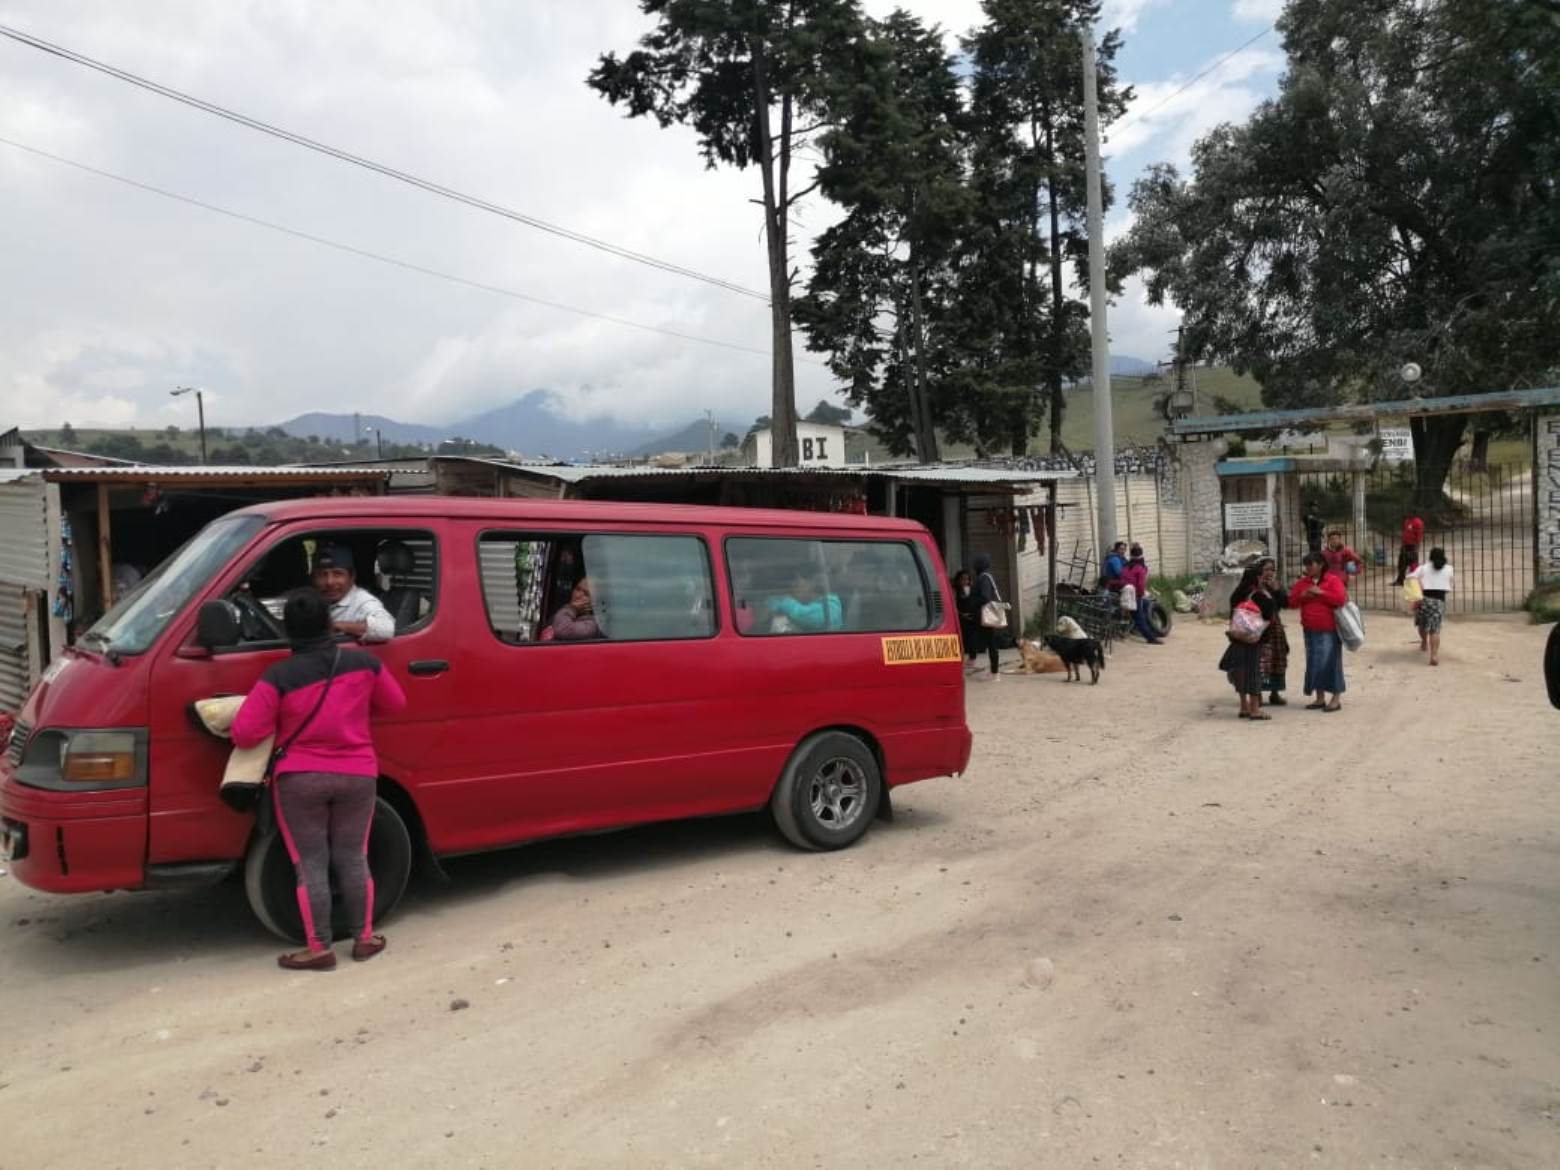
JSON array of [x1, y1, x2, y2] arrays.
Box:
[[0, 498, 972, 939]]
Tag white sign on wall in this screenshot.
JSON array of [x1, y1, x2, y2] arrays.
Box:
[[1224, 501, 1273, 530], [1379, 427, 1414, 462]]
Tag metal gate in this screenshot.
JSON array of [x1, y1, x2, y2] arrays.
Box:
[[1285, 461, 1533, 613]]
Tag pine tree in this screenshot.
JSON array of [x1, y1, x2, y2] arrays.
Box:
[[589, 0, 867, 468]]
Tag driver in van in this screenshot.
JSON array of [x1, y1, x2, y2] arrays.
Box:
[[313, 545, 394, 643]]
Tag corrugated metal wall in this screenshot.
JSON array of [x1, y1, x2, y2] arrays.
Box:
[[0, 479, 49, 711], [0, 478, 48, 588], [0, 584, 29, 713], [1014, 473, 1190, 623]]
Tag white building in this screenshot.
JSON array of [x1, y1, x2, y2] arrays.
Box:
[[743, 422, 848, 469]]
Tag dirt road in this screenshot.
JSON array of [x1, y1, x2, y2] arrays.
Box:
[[3, 616, 1557, 1168]]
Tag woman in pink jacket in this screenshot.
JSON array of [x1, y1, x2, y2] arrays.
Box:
[[1118, 545, 1163, 645], [233, 590, 406, 971]]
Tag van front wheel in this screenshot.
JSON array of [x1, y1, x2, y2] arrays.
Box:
[[244, 795, 414, 944], [771, 733, 882, 852]]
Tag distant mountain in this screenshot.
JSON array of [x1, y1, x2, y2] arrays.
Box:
[[277, 412, 445, 446], [1111, 354, 1158, 376], [631, 418, 741, 457], [453, 392, 655, 460], [277, 392, 660, 460]]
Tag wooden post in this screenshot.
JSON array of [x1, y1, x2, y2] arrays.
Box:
[[96, 482, 113, 614], [1046, 480, 1059, 633]]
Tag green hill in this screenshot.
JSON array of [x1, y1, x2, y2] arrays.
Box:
[[847, 366, 1265, 462]]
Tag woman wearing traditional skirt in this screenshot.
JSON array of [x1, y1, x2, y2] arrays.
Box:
[[1257, 557, 1290, 706], [1289, 552, 1349, 712], [1219, 567, 1271, 720]]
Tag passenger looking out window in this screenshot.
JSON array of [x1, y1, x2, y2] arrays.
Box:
[[551, 576, 602, 641]]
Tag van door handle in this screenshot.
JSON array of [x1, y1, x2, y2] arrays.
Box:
[[408, 660, 450, 676]]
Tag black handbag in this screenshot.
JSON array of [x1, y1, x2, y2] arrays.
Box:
[[220, 647, 341, 814]]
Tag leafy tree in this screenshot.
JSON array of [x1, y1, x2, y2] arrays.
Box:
[[720, 431, 742, 448], [59, 422, 77, 446], [747, 414, 772, 437], [802, 398, 854, 426], [963, 0, 1130, 453], [164, 425, 180, 441], [796, 10, 964, 460], [85, 434, 147, 462], [589, 0, 867, 468], [1118, 0, 1560, 506]]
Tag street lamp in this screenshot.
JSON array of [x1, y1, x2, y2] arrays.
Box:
[[170, 386, 207, 464], [363, 426, 384, 459]]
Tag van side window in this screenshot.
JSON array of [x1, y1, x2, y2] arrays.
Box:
[[477, 533, 715, 644], [727, 538, 932, 635], [229, 528, 437, 645]]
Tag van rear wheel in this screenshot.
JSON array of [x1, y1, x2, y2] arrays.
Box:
[[771, 732, 882, 852], [244, 795, 413, 944]]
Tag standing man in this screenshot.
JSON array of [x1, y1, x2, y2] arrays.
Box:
[[1302, 510, 1325, 555], [1100, 540, 1128, 590], [312, 545, 394, 643], [1321, 529, 1364, 589], [1392, 513, 1425, 586]]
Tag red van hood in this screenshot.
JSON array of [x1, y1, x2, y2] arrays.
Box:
[[16, 648, 149, 732]]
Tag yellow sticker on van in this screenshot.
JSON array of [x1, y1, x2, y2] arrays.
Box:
[[880, 634, 962, 665]]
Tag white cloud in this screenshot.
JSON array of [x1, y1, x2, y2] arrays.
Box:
[[1100, 0, 1172, 35], [0, 1, 1279, 438], [1232, 0, 1285, 22], [1109, 46, 1284, 166]]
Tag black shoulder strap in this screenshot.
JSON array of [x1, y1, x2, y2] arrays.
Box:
[[268, 646, 341, 776]]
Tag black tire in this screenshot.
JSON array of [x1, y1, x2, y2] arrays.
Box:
[[244, 795, 413, 944], [1147, 600, 1173, 637], [771, 732, 882, 852]]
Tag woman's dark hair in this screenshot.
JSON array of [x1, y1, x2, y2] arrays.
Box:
[[1231, 565, 1261, 606], [1129, 544, 1144, 559], [1257, 557, 1276, 574], [283, 588, 331, 641], [1302, 551, 1328, 572], [1429, 547, 1447, 570], [953, 569, 971, 586]]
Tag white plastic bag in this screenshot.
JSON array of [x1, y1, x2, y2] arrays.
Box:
[[1336, 600, 1365, 651]]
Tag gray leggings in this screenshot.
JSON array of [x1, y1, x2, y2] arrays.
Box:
[[272, 771, 377, 949]]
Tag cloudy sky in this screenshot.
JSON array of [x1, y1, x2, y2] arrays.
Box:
[[0, 0, 1286, 434]]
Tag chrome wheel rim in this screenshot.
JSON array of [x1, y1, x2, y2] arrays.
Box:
[[808, 756, 868, 832]]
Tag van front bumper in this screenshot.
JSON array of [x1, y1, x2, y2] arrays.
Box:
[[0, 767, 147, 894]]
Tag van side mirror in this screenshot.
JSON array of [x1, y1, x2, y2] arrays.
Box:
[[196, 600, 243, 650]]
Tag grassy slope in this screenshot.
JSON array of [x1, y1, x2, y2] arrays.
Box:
[[849, 366, 1266, 462]]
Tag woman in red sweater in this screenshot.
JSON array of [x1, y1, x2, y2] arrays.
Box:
[[1288, 552, 1348, 712]]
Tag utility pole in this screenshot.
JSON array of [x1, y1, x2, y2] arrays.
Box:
[[1082, 29, 1117, 553], [170, 385, 207, 464], [705, 410, 715, 466]]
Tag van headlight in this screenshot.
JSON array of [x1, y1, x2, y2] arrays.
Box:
[[16, 728, 147, 791], [61, 732, 140, 783]]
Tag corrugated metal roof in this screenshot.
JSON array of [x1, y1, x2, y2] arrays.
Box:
[[433, 457, 1072, 485], [0, 469, 42, 485], [1171, 384, 1560, 437], [40, 464, 391, 481]]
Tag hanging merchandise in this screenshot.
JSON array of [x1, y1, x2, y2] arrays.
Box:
[[53, 517, 75, 623], [1032, 507, 1048, 556]]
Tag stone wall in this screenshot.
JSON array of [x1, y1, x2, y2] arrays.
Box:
[[1175, 437, 1227, 576]]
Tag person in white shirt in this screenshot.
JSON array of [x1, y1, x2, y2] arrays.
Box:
[[311, 544, 395, 643], [1407, 547, 1453, 666]]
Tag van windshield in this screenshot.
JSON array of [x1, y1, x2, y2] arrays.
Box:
[[81, 514, 265, 656]]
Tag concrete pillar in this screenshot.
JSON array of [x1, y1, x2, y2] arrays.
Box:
[[1175, 437, 1227, 574]]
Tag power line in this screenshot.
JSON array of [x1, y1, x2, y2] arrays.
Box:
[[0, 21, 772, 304], [0, 134, 805, 362], [1109, 25, 1276, 140]]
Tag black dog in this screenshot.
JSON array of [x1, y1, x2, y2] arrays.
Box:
[[1043, 634, 1106, 684]]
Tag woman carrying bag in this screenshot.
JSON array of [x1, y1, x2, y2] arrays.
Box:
[[972, 554, 1006, 682], [232, 590, 406, 971], [1288, 552, 1349, 712]]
